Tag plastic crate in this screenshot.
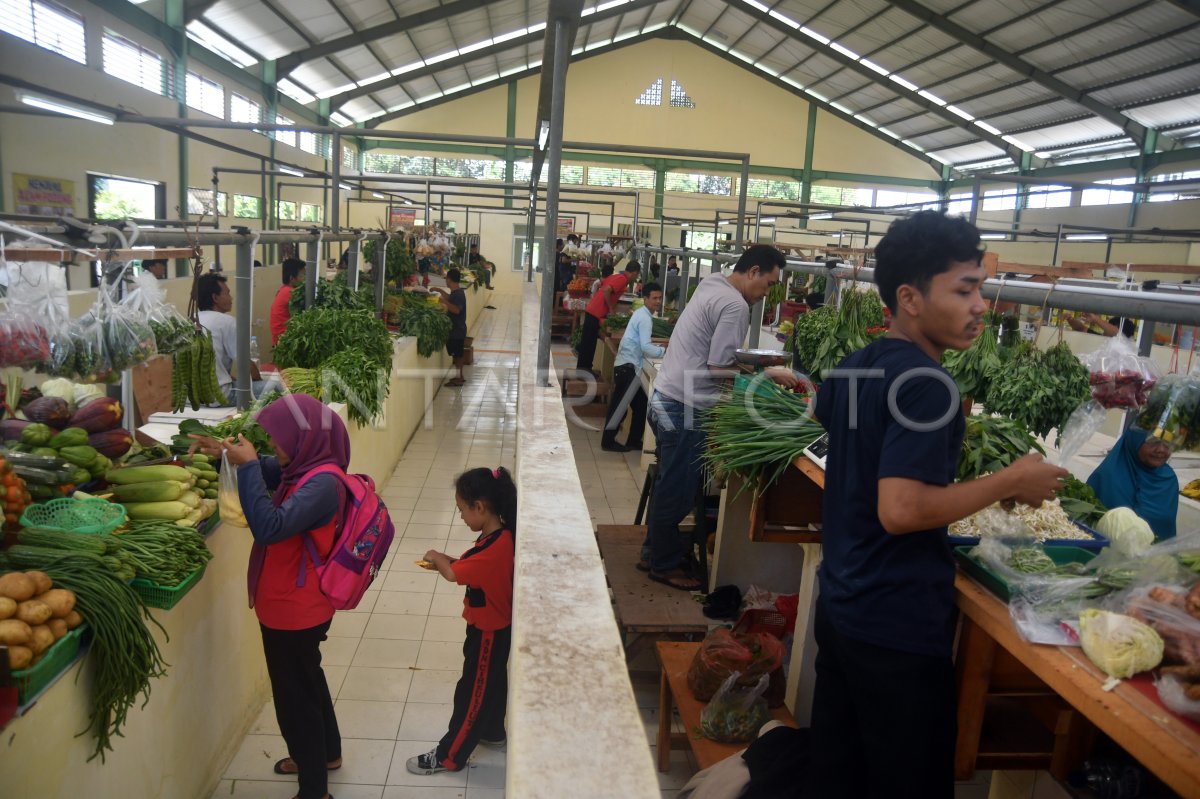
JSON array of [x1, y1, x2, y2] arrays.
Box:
[[13, 624, 89, 705], [954, 545, 1096, 602], [130, 564, 207, 610], [947, 520, 1109, 552], [732, 609, 790, 639], [20, 498, 126, 536]]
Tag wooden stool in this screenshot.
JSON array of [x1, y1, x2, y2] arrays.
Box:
[[656, 641, 797, 773]]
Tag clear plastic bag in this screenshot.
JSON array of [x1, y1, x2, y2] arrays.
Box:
[[120, 270, 192, 355], [2, 259, 64, 372], [219, 450, 247, 527], [100, 276, 157, 372], [1155, 672, 1200, 720], [1124, 584, 1200, 666], [67, 311, 115, 383], [1138, 374, 1200, 452], [700, 672, 771, 743], [1079, 335, 1160, 410]]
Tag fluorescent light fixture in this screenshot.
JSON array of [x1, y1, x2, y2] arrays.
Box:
[[810, 212, 833, 220], [799, 26, 829, 44], [979, 233, 1008, 240], [339, 183, 354, 191], [445, 82, 473, 95], [391, 61, 424, 76], [680, 222, 690, 228], [404, 199, 413, 206], [458, 38, 494, 56], [860, 58, 889, 76], [18, 92, 113, 125], [424, 49, 459, 66], [829, 42, 859, 60], [918, 89, 947, 106], [743, 0, 770, 11], [537, 120, 550, 150], [597, 0, 630, 11], [946, 104, 974, 121], [492, 28, 527, 45], [1002, 134, 1035, 152], [1066, 234, 1109, 241], [357, 72, 390, 87], [889, 74, 918, 92], [528, 22, 547, 33], [759, 217, 776, 224], [768, 9, 801, 28], [278, 166, 304, 177], [973, 120, 1002, 136], [371, 192, 385, 199]]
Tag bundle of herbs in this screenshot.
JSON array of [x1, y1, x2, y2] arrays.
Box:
[[392, 298, 452, 358], [983, 340, 1090, 441], [288, 273, 375, 316], [273, 309, 394, 372], [956, 414, 1044, 482], [942, 313, 1003, 401], [807, 288, 886, 379], [362, 237, 416, 286], [1057, 474, 1107, 527], [702, 377, 823, 494], [320, 349, 389, 427], [784, 304, 835, 375]]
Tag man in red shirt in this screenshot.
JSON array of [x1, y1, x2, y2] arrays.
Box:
[[269, 258, 305, 346], [575, 260, 640, 375]]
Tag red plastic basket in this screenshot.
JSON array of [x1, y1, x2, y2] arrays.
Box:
[[732, 609, 790, 639]]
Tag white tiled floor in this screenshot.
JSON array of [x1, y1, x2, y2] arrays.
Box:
[[214, 294, 520, 799]]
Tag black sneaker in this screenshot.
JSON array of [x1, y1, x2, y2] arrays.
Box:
[[406, 749, 450, 775]]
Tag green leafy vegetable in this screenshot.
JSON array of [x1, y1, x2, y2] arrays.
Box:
[[1056, 475, 1107, 527], [983, 341, 1090, 441], [942, 313, 1002, 401], [320, 349, 389, 427], [274, 309, 394, 372], [392, 297, 452, 358], [956, 414, 1044, 482]]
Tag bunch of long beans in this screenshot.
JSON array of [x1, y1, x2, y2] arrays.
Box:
[[702, 376, 823, 494], [117, 521, 213, 585], [9, 551, 168, 761]]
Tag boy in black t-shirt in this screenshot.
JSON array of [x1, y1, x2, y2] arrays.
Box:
[[808, 211, 1067, 798], [435, 269, 468, 387]]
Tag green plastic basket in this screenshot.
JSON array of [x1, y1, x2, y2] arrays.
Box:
[[19, 498, 126, 536], [954, 546, 1096, 602], [130, 564, 207, 610], [14, 624, 89, 705]]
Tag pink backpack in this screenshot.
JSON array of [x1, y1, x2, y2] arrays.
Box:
[[296, 465, 395, 610]]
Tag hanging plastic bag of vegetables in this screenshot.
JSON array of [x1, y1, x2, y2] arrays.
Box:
[[1079, 334, 1160, 410]]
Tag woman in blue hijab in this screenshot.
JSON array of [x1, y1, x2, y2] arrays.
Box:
[[1086, 427, 1179, 539]]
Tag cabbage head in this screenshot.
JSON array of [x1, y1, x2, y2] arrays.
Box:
[[1079, 609, 1163, 679], [1095, 507, 1155, 556]]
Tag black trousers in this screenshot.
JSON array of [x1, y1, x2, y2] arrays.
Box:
[[260, 620, 341, 799], [436, 624, 510, 770], [575, 312, 601, 373], [602, 363, 647, 449], [805, 603, 956, 799]]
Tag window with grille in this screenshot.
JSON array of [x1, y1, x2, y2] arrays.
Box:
[[276, 200, 297, 221], [877, 189, 939, 209], [560, 165, 584, 184], [946, 192, 973, 215], [233, 194, 261, 218], [274, 115, 296, 147], [1025, 184, 1071, 209], [635, 79, 662, 106], [980, 189, 1017, 211], [342, 145, 356, 171], [186, 71, 224, 117], [810, 185, 875, 206], [669, 80, 695, 108], [362, 153, 434, 176], [300, 203, 323, 223], [665, 172, 731, 195], [742, 178, 801, 201], [298, 131, 325, 158], [186, 187, 227, 216], [0, 0, 86, 64], [102, 30, 165, 95], [589, 168, 654, 189], [229, 93, 260, 125]]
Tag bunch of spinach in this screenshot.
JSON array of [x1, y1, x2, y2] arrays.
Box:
[[289, 273, 375, 316], [984, 340, 1090, 441], [808, 289, 885, 379], [942, 313, 1003, 401], [320, 349, 389, 427], [785, 304, 835, 376], [393, 298, 452, 358], [956, 414, 1044, 482], [362, 238, 416, 286], [1057, 474, 1107, 527]]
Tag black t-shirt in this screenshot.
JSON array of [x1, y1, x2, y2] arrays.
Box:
[[813, 338, 964, 657], [448, 287, 467, 339]]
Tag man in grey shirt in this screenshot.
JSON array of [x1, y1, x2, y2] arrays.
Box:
[[644, 245, 797, 591]]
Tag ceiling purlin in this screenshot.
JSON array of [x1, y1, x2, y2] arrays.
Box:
[[778, 0, 868, 80], [736, 3, 1031, 164], [250, 0, 367, 102], [321, 0, 401, 115], [326, 0, 663, 110], [885, 0, 1164, 151], [274, 0, 509, 78]]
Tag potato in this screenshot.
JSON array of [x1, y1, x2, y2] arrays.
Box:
[[63, 610, 83, 630], [7, 645, 32, 671], [36, 589, 75, 619], [28, 624, 54, 655], [0, 596, 15, 620], [0, 572, 35, 601], [0, 618, 32, 646], [47, 618, 68, 639], [24, 571, 52, 595], [15, 599, 52, 626]]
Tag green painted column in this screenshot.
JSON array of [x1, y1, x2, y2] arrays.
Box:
[[505, 81, 517, 208], [798, 103, 818, 229], [1128, 129, 1158, 229]]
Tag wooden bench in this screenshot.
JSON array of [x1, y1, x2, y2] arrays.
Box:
[[656, 641, 797, 772]]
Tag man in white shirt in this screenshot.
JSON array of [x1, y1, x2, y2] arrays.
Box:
[[601, 282, 665, 452], [197, 273, 263, 405]]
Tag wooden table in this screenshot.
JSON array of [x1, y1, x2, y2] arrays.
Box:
[[656, 641, 796, 773], [955, 575, 1200, 796]]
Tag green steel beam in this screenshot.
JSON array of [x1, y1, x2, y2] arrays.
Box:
[[799, 103, 817, 230], [165, 0, 189, 274], [653, 160, 665, 221]]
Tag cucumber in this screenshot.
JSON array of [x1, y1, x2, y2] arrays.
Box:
[[2, 450, 67, 470]]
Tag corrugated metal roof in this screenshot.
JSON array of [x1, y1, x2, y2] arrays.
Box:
[[163, 0, 1200, 169]]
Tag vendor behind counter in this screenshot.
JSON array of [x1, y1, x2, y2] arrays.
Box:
[[1087, 427, 1178, 539]]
